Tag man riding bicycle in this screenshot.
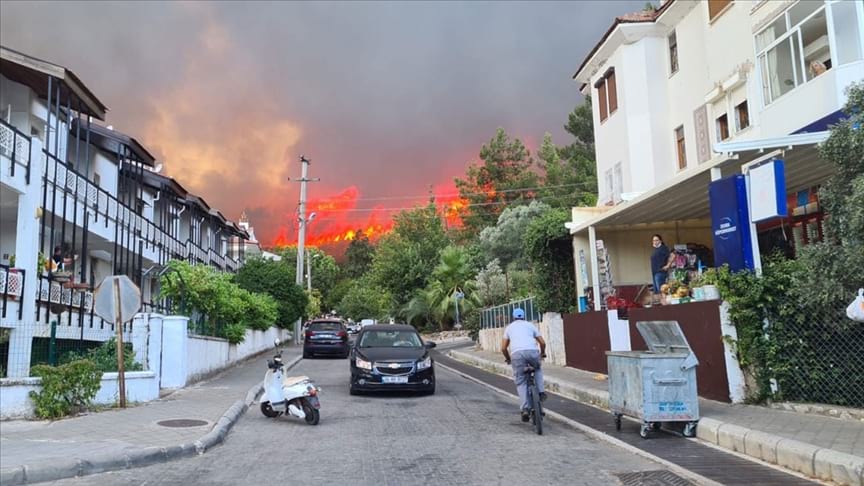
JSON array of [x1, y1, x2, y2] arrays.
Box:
[[502, 308, 547, 422]]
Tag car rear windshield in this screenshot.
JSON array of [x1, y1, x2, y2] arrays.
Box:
[[359, 330, 422, 348], [309, 322, 342, 332]]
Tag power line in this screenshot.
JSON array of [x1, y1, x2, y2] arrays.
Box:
[[311, 182, 598, 204], [311, 194, 594, 213]]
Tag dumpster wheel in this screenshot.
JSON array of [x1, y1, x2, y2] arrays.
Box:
[[614, 414, 622, 431], [683, 421, 698, 438], [640, 423, 650, 439]]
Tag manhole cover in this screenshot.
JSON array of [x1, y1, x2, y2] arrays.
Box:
[[157, 419, 209, 428], [616, 470, 694, 486]]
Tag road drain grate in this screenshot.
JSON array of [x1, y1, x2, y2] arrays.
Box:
[[615, 470, 694, 486], [157, 419, 209, 428]]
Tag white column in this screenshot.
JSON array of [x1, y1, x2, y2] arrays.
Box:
[[159, 315, 188, 389], [131, 314, 149, 368], [588, 225, 602, 311]]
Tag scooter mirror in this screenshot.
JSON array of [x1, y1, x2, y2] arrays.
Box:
[[274, 339, 281, 348]]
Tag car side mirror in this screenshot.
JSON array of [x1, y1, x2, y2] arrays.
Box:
[[424, 341, 437, 349]]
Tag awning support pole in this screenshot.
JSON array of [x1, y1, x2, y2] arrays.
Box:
[[588, 225, 601, 312]]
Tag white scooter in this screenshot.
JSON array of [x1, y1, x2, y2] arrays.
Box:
[[260, 339, 321, 425]]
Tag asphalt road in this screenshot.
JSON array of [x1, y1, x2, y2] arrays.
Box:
[[46, 354, 676, 486]]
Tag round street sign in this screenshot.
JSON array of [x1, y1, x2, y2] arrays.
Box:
[[93, 275, 142, 323]]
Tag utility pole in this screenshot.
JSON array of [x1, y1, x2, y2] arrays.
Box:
[[306, 248, 312, 292], [291, 155, 318, 345]]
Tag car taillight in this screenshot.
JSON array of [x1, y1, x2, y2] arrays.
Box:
[[337, 330, 347, 338], [305, 330, 313, 338]]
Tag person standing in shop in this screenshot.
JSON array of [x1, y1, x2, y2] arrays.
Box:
[[650, 234, 672, 298]]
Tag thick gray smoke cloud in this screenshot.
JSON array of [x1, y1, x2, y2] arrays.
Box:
[[1, 0, 643, 243]]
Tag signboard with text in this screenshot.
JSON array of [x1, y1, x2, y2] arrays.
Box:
[[709, 175, 754, 272]]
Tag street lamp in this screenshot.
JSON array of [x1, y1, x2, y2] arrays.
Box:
[[453, 290, 465, 330]]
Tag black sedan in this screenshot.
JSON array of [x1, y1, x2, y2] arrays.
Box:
[[303, 320, 350, 359], [349, 325, 436, 395]]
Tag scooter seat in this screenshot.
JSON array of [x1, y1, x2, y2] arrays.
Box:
[[282, 375, 309, 387]]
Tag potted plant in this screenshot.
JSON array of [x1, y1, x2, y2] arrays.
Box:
[[699, 267, 723, 301]]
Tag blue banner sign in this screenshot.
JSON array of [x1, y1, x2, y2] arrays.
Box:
[[709, 175, 754, 272]]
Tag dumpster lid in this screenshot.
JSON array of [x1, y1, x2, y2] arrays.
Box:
[[636, 320, 694, 356]]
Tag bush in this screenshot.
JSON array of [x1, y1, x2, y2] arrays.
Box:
[[233, 258, 308, 328], [30, 360, 102, 419], [223, 323, 247, 345], [62, 338, 143, 373]]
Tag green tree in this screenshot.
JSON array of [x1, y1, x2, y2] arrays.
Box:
[[522, 208, 576, 313], [337, 279, 391, 321], [792, 82, 864, 310], [455, 128, 540, 236], [472, 258, 507, 307], [233, 257, 308, 328], [368, 204, 449, 313], [278, 247, 340, 301], [538, 132, 597, 208], [343, 231, 375, 279]]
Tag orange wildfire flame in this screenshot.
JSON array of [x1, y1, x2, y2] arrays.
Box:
[[269, 182, 468, 250]]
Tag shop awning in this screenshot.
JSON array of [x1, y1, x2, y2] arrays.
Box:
[[569, 131, 832, 235]]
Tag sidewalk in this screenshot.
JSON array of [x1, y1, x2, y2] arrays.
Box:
[[450, 346, 864, 486], [0, 346, 300, 485]]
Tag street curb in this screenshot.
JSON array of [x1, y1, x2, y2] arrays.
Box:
[[448, 350, 863, 486], [0, 353, 303, 485], [435, 361, 723, 486]]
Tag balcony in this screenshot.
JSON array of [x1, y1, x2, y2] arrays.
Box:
[[186, 240, 208, 263], [208, 249, 226, 270], [0, 119, 32, 190], [42, 150, 186, 265], [0, 264, 25, 320]]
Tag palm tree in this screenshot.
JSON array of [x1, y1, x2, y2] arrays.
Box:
[[410, 246, 481, 331]]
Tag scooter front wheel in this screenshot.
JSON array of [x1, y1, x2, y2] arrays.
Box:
[[303, 399, 320, 425], [260, 401, 280, 418]]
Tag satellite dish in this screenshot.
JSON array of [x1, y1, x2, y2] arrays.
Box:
[[308, 212, 317, 222], [154, 164, 164, 173]]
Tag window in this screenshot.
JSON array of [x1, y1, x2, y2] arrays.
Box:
[[595, 68, 618, 122], [675, 126, 687, 170], [597, 80, 608, 121], [756, 2, 840, 104], [668, 31, 679, 74], [716, 113, 730, 141], [607, 70, 618, 114], [708, 0, 732, 21], [735, 101, 750, 131]]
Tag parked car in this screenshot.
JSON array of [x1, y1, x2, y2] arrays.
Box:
[[346, 321, 362, 334], [349, 324, 436, 395], [303, 320, 350, 359]]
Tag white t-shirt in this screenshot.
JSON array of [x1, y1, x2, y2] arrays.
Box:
[[504, 320, 540, 353]]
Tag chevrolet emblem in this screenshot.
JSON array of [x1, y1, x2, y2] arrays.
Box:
[[388, 363, 400, 369]]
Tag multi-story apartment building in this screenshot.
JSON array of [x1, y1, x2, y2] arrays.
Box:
[[0, 46, 250, 377], [567, 0, 864, 309]]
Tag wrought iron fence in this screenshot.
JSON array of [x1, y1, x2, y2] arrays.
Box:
[[769, 305, 864, 408], [0, 321, 135, 378], [479, 297, 541, 330]]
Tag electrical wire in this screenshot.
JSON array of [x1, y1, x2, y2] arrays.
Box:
[[313, 181, 597, 204]]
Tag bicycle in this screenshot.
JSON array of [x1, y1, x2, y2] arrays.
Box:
[[524, 363, 544, 435]]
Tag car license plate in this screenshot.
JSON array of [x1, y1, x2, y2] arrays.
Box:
[[382, 376, 408, 384]]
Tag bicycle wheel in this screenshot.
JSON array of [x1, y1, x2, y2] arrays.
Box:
[[530, 385, 543, 435]]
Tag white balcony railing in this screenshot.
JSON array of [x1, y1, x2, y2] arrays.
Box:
[[0, 120, 32, 183]]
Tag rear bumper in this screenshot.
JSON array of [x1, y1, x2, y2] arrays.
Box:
[[304, 342, 349, 355]]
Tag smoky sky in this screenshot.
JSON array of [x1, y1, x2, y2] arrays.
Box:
[[1, 0, 644, 244]]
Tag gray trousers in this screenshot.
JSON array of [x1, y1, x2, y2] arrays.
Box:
[[511, 350, 544, 411]]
